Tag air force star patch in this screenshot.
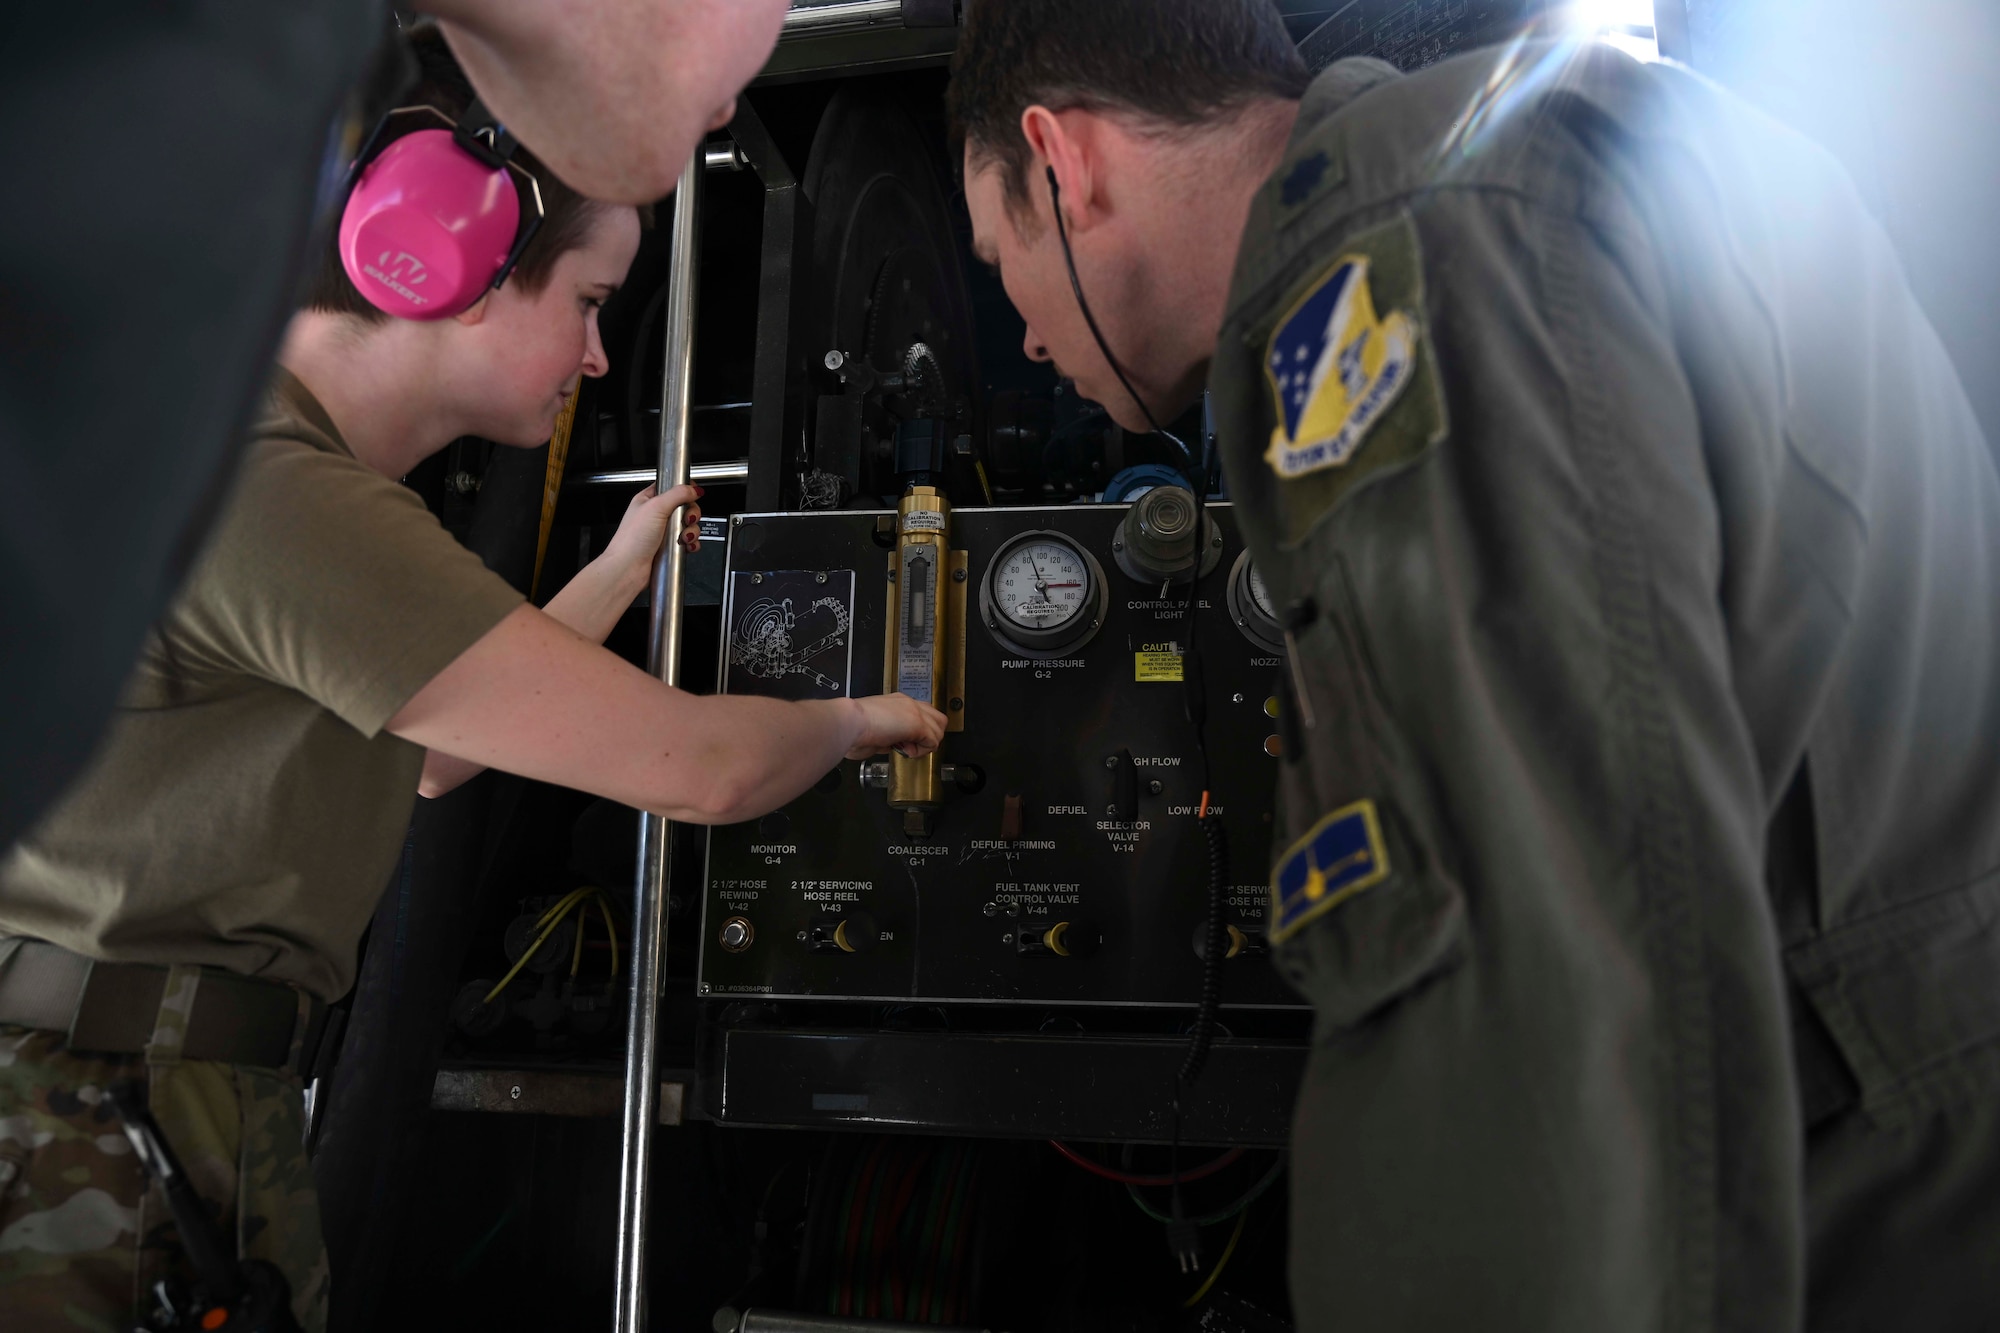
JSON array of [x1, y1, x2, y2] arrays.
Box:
[[1263, 256, 1417, 480]]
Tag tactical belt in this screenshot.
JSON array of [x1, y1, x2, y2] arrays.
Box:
[[0, 939, 326, 1075]]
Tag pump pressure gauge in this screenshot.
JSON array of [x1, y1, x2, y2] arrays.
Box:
[[1226, 550, 1285, 654], [979, 531, 1109, 658]]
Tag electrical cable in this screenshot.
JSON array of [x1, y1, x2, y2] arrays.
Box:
[[839, 1141, 887, 1316], [910, 1141, 952, 1321], [1182, 1205, 1250, 1308], [1045, 167, 1192, 473], [875, 1144, 925, 1320], [1124, 1153, 1287, 1228], [1046, 161, 1234, 1258], [940, 1144, 980, 1320], [881, 1144, 930, 1320], [932, 1144, 972, 1320], [1047, 1140, 1246, 1187], [595, 890, 619, 977], [481, 889, 589, 1003], [1182, 813, 1230, 1086]]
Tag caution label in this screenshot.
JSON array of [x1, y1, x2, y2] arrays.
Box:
[[1135, 643, 1184, 682]]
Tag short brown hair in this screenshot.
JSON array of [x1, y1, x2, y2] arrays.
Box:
[[947, 0, 1310, 212], [304, 24, 613, 319]]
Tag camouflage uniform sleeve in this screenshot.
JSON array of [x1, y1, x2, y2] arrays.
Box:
[[1213, 64, 1799, 1332]]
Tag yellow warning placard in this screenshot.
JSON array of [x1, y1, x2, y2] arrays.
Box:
[[1135, 644, 1184, 682]]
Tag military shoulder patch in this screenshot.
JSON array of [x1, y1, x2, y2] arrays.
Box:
[[1269, 798, 1391, 943], [1263, 255, 1417, 481], [1244, 211, 1448, 550]]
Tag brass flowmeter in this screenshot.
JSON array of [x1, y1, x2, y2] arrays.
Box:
[[861, 485, 967, 836]]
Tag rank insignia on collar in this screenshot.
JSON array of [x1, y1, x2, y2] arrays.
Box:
[[1270, 798, 1391, 943], [1279, 151, 1330, 207], [1262, 255, 1418, 480]]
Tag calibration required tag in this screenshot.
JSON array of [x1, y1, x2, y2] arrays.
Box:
[[902, 508, 945, 533]]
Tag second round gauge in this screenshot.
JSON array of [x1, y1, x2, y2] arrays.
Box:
[[979, 531, 1109, 658], [1226, 549, 1285, 654]]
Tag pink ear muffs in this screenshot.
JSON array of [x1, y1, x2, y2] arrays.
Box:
[[338, 104, 546, 320]]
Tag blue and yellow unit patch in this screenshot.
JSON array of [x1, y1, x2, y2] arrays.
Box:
[[1270, 799, 1392, 943], [1263, 256, 1417, 480]]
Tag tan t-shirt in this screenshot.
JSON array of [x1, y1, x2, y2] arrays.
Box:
[[0, 369, 523, 999]]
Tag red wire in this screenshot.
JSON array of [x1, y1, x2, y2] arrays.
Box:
[[919, 1143, 967, 1320], [840, 1141, 886, 1316], [1047, 1139, 1247, 1187], [941, 1155, 982, 1324], [882, 1143, 931, 1319], [864, 1149, 907, 1319]]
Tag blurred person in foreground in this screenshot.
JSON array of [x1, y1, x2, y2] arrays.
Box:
[[0, 0, 789, 859]]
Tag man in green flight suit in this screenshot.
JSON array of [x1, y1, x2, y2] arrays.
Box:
[[951, 2, 2000, 1329]]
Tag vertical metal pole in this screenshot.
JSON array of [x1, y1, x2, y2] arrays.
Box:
[[614, 149, 702, 1333], [1652, 0, 1694, 65]]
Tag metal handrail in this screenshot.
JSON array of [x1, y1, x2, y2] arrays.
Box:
[[577, 460, 750, 487], [612, 148, 702, 1333], [781, 0, 904, 37]]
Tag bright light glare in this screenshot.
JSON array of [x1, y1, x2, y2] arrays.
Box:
[[1568, 0, 1655, 27], [1561, 0, 1659, 61]]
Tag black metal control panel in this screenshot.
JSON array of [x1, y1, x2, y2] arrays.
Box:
[[699, 504, 1303, 1009]]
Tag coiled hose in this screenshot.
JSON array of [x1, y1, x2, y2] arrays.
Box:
[[1180, 813, 1230, 1086], [903, 341, 945, 411]]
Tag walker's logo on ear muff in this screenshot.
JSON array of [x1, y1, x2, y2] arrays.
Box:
[[360, 250, 433, 308], [338, 101, 543, 321]]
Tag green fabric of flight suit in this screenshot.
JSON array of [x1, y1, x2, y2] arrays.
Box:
[[1210, 41, 2000, 1332]]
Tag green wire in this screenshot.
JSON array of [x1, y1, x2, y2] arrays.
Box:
[[847, 1141, 895, 1316], [931, 1147, 976, 1323], [909, 1147, 951, 1320], [829, 1149, 865, 1314], [857, 1146, 898, 1316], [1125, 1153, 1286, 1227]]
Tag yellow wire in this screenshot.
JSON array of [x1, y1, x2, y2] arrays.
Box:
[[536, 887, 592, 929], [1183, 1205, 1250, 1309], [484, 894, 585, 1004], [594, 890, 620, 977], [571, 898, 587, 977]]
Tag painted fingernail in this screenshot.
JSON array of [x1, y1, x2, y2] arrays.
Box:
[[694, 485, 707, 498]]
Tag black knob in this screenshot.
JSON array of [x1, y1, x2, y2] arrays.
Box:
[[834, 911, 880, 954], [1191, 920, 1248, 961], [1046, 919, 1103, 959]]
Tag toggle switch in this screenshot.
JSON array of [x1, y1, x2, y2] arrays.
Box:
[[1191, 921, 1267, 961], [1000, 793, 1024, 842], [1105, 748, 1138, 821], [1016, 919, 1103, 958], [809, 910, 881, 954]]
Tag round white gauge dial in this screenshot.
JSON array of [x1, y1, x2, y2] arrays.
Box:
[[994, 539, 1092, 633], [1246, 561, 1277, 621], [1226, 549, 1285, 654]]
